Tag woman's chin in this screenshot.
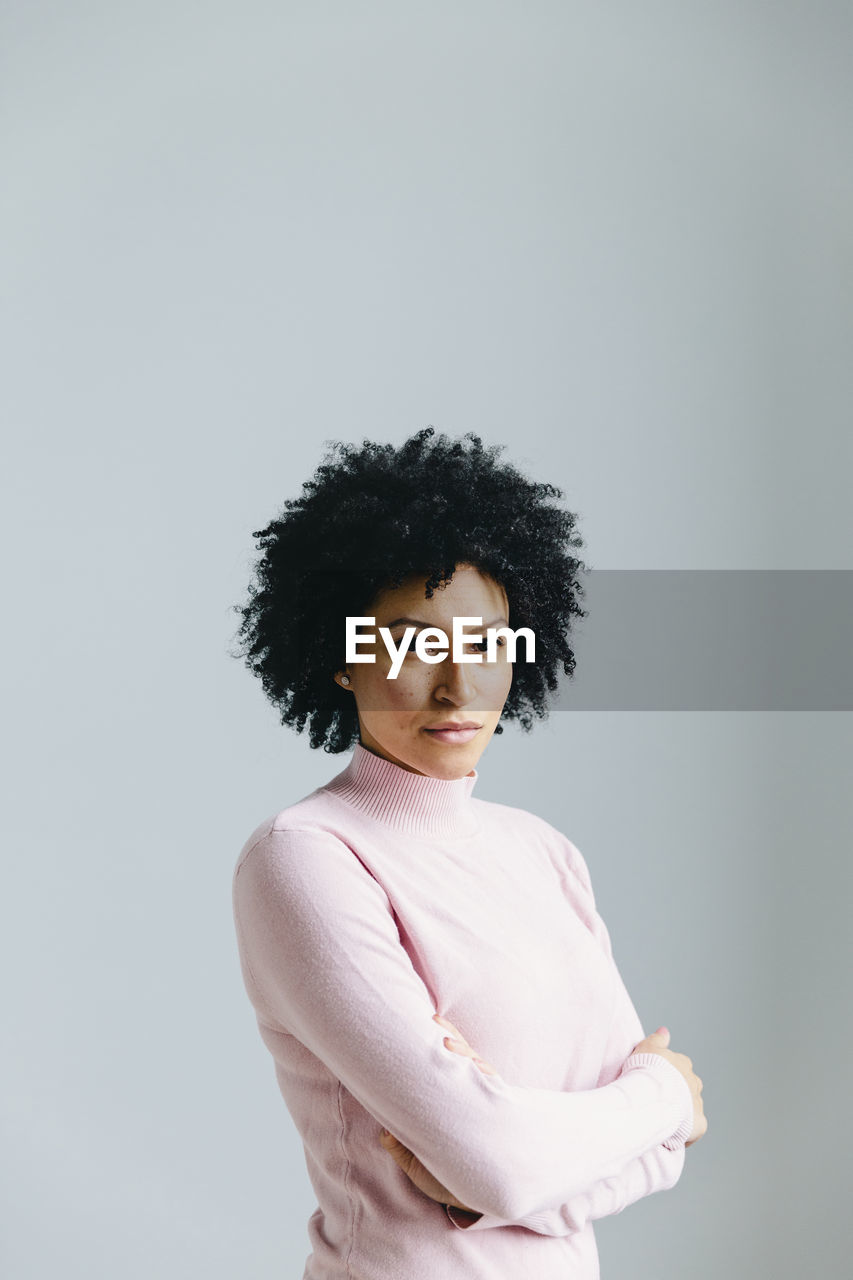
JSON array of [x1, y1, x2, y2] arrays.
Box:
[[416, 734, 484, 777]]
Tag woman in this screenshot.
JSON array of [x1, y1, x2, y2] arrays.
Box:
[[229, 427, 706, 1279]]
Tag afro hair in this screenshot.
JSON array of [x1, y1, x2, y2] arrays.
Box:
[[229, 426, 589, 752]]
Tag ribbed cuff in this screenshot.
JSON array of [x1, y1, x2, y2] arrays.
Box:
[[618, 1052, 694, 1150]]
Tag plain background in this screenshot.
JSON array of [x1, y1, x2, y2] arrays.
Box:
[[3, 2, 852, 1276]]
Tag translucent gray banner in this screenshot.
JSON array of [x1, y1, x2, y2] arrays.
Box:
[[558, 570, 853, 711]]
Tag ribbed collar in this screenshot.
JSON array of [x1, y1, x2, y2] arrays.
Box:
[[325, 741, 481, 838]]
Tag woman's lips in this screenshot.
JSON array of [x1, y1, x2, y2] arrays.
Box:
[[422, 726, 481, 745]]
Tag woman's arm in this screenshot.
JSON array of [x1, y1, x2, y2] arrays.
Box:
[[444, 1012, 689, 1234], [232, 825, 693, 1227], [446, 1143, 685, 1232], [401, 830, 696, 1236], [444, 835, 692, 1235]]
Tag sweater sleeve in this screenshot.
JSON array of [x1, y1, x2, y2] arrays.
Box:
[[445, 837, 692, 1234], [445, 1136, 685, 1233], [233, 825, 694, 1229]]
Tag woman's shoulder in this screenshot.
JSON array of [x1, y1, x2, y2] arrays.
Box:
[[233, 791, 353, 876], [231, 816, 377, 934]]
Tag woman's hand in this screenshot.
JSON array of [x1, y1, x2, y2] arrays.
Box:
[[629, 1026, 708, 1147], [378, 1013, 497, 1213]]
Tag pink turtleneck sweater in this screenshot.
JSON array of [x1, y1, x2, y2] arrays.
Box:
[[231, 743, 694, 1279]]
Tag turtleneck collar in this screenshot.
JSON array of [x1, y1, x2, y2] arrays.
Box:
[[325, 741, 481, 839]]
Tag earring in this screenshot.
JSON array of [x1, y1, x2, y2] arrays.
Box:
[[341, 675, 351, 686]]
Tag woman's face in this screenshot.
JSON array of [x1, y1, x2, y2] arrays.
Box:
[[334, 563, 514, 779]]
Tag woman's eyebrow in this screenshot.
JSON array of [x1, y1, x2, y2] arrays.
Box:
[[382, 615, 509, 630]]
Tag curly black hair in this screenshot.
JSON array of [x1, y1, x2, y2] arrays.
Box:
[[229, 427, 589, 753]]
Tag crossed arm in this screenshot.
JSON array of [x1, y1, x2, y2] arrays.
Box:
[[232, 826, 694, 1236], [388, 1005, 689, 1235]]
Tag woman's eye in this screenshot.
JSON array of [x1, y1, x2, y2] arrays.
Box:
[[470, 637, 506, 653]]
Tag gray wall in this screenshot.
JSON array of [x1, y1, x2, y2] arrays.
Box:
[[3, 2, 851, 1276]]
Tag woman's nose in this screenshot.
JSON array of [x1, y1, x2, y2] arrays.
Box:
[[433, 657, 477, 702]]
